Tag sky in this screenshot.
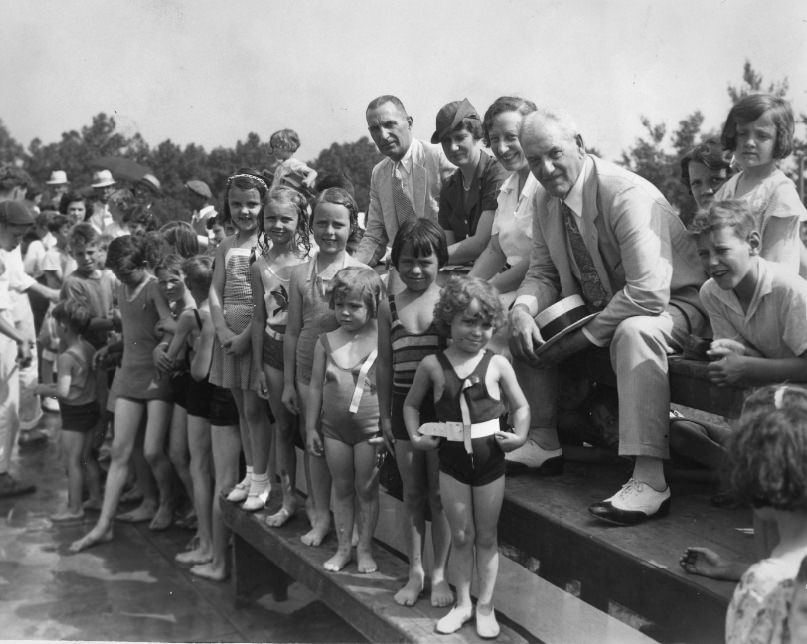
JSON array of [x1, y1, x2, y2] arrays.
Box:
[[1, 0, 806, 165]]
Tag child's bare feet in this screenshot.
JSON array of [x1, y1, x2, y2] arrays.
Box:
[[394, 571, 424, 606], [356, 547, 377, 574], [323, 548, 352, 572], [190, 561, 228, 581], [116, 502, 156, 523], [69, 524, 114, 552], [119, 486, 143, 504], [300, 518, 330, 547], [148, 504, 173, 531], [265, 505, 294, 528], [430, 576, 454, 607], [50, 507, 85, 522], [175, 546, 213, 566], [679, 547, 741, 581]]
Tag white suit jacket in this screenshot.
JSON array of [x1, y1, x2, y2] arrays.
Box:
[[356, 139, 454, 266]]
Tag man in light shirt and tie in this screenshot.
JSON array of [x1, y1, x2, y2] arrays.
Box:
[[355, 95, 454, 269]]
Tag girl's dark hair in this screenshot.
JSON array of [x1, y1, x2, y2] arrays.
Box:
[[47, 214, 72, 234], [182, 255, 214, 294], [482, 96, 538, 147], [105, 234, 146, 273], [221, 168, 269, 226], [433, 275, 506, 337], [329, 267, 385, 319], [58, 191, 86, 216], [261, 187, 311, 256], [154, 253, 183, 277], [728, 385, 807, 511], [313, 187, 359, 236], [51, 298, 92, 336], [679, 138, 734, 192], [721, 93, 795, 159], [159, 221, 199, 259], [391, 218, 449, 269]]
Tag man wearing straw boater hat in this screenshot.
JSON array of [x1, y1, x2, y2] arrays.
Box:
[[507, 108, 707, 526]]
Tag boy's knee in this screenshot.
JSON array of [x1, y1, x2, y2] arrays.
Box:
[[475, 529, 498, 550], [453, 527, 475, 548]]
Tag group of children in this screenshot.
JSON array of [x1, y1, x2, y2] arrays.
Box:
[[30, 162, 527, 638], [11, 92, 807, 640]]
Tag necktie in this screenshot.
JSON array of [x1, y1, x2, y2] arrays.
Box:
[[562, 202, 609, 311], [392, 166, 416, 226]]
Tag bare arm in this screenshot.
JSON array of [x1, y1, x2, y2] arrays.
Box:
[[493, 355, 530, 451], [251, 262, 268, 396], [376, 300, 394, 445], [403, 358, 440, 450], [35, 353, 73, 399], [281, 265, 304, 414], [190, 309, 215, 382], [305, 339, 327, 456], [209, 238, 234, 343], [448, 209, 495, 265]]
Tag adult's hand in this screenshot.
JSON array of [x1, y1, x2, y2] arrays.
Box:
[[509, 305, 543, 363]]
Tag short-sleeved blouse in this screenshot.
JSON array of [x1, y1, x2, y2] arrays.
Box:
[[714, 169, 807, 274], [438, 152, 509, 242], [491, 172, 542, 267]]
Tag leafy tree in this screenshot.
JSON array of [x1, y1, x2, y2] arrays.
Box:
[[309, 136, 382, 212], [0, 120, 25, 166]]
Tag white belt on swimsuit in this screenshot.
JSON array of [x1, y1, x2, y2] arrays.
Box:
[[417, 377, 493, 463], [418, 419, 499, 441], [349, 349, 378, 414], [264, 327, 284, 341]]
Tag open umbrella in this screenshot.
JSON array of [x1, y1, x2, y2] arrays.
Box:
[[89, 156, 152, 183]]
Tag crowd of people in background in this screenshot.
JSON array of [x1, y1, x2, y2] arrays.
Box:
[[0, 91, 806, 641]]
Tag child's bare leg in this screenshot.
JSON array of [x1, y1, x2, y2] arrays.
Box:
[[226, 388, 253, 502], [266, 366, 296, 526], [52, 429, 85, 520], [177, 414, 213, 565], [298, 381, 331, 545], [354, 440, 379, 573], [70, 399, 145, 552], [435, 473, 474, 635], [323, 437, 354, 570], [191, 420, 240, 581], [118, 418, 157, 519], [142, 400, 175, 530], [425, 449, 453, 607], [394, 442, 426, 605], [241, 389, 271, 510], [472, 476, 505, 637], [167, 402, 194, 509], [82, 427, 102, 510]]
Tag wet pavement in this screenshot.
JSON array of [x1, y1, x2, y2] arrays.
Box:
[[0, 413, 365, 642]]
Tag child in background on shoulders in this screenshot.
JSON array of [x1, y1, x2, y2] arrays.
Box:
[[269, 128, 318, 191], [35, 300, 101, 521]]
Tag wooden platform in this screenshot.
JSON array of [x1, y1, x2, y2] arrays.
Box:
[[222, 500, 532, 644], [499, 462, 752, 643]]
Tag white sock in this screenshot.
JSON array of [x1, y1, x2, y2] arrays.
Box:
[[249, 472, 269, 494], [241, 466, 254, 488]]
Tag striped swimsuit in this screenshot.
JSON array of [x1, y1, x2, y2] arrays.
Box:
[[389, 293, 444, 440]]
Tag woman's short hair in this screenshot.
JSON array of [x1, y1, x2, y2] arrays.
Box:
[[679, 138, 734, 191], [329, 266, 385, 319], [482, 96, 538, 147], [391, 218, 449, 269], [721, 93, 794, 159], [58, 191, 87, 215], [728, 385, 807, 511], [433, 275, 505, 336]]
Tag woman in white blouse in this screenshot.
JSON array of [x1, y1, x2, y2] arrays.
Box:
[[469, 96, 541, 307]]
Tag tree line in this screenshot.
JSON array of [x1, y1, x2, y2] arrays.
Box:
[[1, 62, 803, 226]]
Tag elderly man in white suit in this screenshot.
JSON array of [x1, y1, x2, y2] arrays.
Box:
[[355, 95, 455, 268], [507, 109, 708, 526]]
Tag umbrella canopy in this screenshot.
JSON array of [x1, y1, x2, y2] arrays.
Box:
[[89, 156, 152, 183]]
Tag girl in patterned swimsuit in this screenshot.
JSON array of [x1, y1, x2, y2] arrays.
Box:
[[404, 275, 529, 638], [306, 267, 385, 573], [209, 170, 273, 512], [251, 187, 311, 528], [377, 218, 453, 608]]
